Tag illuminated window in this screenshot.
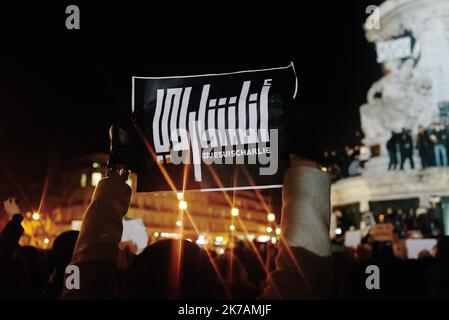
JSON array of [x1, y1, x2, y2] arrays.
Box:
[[80, 173, 87, 187], [91, 172, 102, 187]]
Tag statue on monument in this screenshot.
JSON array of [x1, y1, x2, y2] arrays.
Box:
[[360, 25, 436, 149]]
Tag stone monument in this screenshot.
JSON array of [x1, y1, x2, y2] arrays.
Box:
[[360, 0, 449, 150], [332, 0, 449, 215]]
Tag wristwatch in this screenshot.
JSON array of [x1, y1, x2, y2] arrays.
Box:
[[105, 165, 130, 181]]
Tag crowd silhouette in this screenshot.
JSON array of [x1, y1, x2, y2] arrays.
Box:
[[2, 173, 449, 299], [1, 121, 449, 300], [321, 145, 365, 180]]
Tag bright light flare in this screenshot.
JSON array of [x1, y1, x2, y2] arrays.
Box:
[[179, 200, 187, 210]]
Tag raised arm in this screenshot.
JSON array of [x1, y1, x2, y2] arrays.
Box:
[[62, 122, 138, 299], [260, 156, 333, 299]]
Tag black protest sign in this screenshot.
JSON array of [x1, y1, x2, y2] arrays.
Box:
[[132, 64, 297, 192]]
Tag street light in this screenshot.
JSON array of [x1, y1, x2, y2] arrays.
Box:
[[231, 208, 239, 217], [179, 200, 187, 210], [177, 192, 184, 200], [275, 227, 281, 235], [229, 225, 235, 231], [266, 226, 273, 233], [267, 213, 275, 222], [176, 220, 182, 227], [32, 212, 40, 221]]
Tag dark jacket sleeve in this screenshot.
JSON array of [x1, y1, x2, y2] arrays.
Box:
[[0, 214, 24, 262], [61, 174, 131, 299], [0, 214, 24, 299], [260, 166, 333, 299]]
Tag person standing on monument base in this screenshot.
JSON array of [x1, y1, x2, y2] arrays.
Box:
[[385, 207, 397, 224], [445, 120, 449, 165], [386, 131, 398, 171], [429, 123, 448, 167], [416, 125, 432, 169], [399, 128, 414, 170]]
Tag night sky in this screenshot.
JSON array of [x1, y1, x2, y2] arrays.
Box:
[[0, 1, 383, 207]]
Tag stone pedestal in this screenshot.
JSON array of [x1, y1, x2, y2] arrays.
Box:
[[363, 154, 421, 176], [331, 167, 449, 210]]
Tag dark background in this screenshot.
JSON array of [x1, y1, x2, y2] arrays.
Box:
[[0, 1, 384, 208]]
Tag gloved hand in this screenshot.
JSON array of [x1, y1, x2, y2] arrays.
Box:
[[107, 110, 144, 172]]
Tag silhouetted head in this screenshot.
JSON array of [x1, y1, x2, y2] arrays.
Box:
[[418, 250, 431, 259], [124, 239, 225, 299], [216, 252, 257, 299], [12, 245, 51, 298], [44, 231, 79, 299], [51, 231, 79, 269]]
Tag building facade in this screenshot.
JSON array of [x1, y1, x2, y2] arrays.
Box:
[[49, 153, 277, 248]]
